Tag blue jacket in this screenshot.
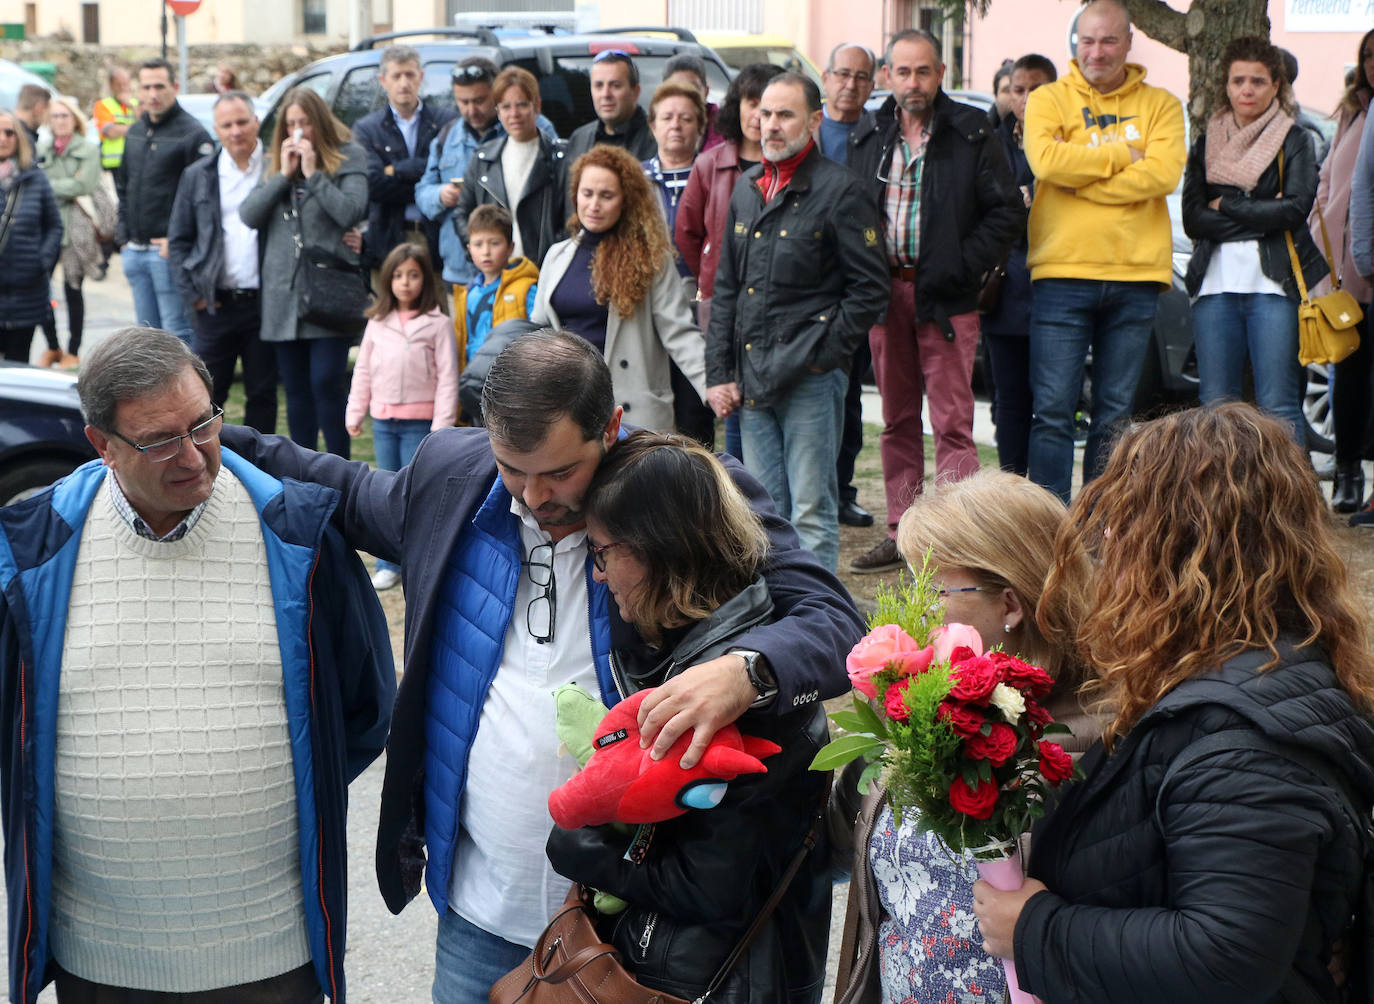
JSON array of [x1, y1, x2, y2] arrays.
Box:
[[415, 114, 558, 285], [216, 423, 866, 917], [0, 451, 396, 1003]]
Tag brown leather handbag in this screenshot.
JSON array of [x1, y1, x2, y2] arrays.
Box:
[[490, 808, 823, 1004]]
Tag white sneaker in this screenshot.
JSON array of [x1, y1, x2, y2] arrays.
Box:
[[371, 568, 401, 591]]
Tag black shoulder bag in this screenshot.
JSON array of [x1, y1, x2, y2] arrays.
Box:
[[288, 183, 372, 336]]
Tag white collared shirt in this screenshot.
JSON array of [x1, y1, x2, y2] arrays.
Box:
[[392, 102, 421, 157], [217, 142, 264, 290], [447, 500, 602, 947]]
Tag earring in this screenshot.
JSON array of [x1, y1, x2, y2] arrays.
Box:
[[1003, 624, 1012, 633]]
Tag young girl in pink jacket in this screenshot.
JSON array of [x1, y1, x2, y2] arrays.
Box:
[[346, 242, 459, 589]]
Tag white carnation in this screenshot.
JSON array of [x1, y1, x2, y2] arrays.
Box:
[[989, 682, 1025, 721]]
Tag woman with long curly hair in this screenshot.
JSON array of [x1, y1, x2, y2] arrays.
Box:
[[972, 402, 1374, 1004], [531, 144, 707, 433]]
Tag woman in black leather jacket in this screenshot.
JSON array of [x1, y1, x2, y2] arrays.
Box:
[[546, 431, 832, 1004], [1182, 36, 1326, 444], [971, 403, 1374, 1003]]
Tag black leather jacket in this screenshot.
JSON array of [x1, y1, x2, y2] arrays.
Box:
[[115, 101, 212, 245], [705, 144, 889, 407], [1018, 644, 1374, 1003], [1182, 123, 1328, 299], [546, 579, 833, 1003], [453, 132, 568, 268], [566, 106, 657, 165], [848, 92, 1024, 324]]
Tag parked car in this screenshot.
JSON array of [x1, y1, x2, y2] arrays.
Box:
[[695, 32, 821, 87], [0, 59, 53, 114], [0, 363, 96, 504], [257, 27, 735, 141]]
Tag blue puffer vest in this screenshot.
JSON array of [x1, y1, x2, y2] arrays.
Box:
[[421, 474, 618, 911]]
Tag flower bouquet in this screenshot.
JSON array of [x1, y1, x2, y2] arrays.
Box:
[[813, 557, 1078, 1004]]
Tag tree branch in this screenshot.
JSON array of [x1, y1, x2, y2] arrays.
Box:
[[1124, 0, 1187, 52]]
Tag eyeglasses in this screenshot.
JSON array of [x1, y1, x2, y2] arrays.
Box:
[[587, 539, 621, 573], [936, 586, 997, 598], [829, 69, 873, 84], [0, 129, 15, 138], [593, 49, 631, 63], [452, 64, 494, 84], [112, 406, 224, 463], [524, 542, 558, 644]]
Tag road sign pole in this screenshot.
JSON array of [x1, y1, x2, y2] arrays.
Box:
[[176, 13, 188, 91]]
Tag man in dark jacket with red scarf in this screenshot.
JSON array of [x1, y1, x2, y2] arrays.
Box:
[[705, 72, 889, 574]]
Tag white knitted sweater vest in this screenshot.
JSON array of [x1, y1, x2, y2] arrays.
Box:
[[49, 468, 312, 992]]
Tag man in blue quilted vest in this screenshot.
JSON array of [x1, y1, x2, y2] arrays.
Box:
[[220, 329, 865, 1003]]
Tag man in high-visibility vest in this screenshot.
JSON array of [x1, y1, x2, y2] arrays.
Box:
[[93, 65, 136, 172]]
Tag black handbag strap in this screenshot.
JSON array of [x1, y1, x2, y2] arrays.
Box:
[[0, 182, 26, 257], [691, 775, 831, 1003]]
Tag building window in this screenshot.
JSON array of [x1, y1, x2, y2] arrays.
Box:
[[81, 3, 98, 43], [302, 0, 326, 35]]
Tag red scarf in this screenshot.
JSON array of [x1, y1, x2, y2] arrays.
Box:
[[756, 139, 814, 202]]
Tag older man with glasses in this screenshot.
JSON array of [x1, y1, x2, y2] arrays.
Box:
[[221, 328, 864, 1003], [0, 326, 394, 1004]]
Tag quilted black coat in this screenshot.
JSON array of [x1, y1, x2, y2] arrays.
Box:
[[0, 165, 61, 328], [1016, 643, 1374, 1003]]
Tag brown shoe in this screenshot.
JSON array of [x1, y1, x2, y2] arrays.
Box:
[[37, 348, 62, 368], [849, 537, 903, 574], [58, 353, 79, 370]]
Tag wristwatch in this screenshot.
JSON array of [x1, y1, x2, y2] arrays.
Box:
[[732, 649, 777, 708]]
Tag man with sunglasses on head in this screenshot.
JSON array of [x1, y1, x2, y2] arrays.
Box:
[[566, 50, 658, 163], [0, 326, 396, 1004], [220, 328, 863, 1003], [417, 57, 557, 288]]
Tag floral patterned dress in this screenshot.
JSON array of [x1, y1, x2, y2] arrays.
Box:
[[869, 804, 1005, 1004]]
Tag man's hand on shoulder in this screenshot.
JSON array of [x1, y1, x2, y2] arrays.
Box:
[[636, 654, 756, 769]]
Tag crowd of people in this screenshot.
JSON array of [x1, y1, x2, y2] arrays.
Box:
[[0, 0, 1373, 1001]]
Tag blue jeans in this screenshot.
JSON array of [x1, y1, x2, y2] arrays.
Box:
[[1027, 278, 1159, 502], [1193, 292, 1304, 445], [122, 245, 193, 344], [274, 338, 352, 458], [739, 368, 846, 572], [371, 417, 430, 574], [433, 909, 530, 1004]]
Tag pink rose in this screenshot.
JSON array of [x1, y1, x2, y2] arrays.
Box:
[[883, 679, 911, 724], [948, 655, 1002, 703], [931, 622, 984, 665], [964, 721, 1019, 766], [847, 624, 928, 698]]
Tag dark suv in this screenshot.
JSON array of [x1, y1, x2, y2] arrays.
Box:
[[258, 27, 735, 141]]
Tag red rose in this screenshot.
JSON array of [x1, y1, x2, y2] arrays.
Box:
[[1038, 741, 1075, 786], [1025, 699, 1053, 738], [883, 679, 911, 724], [948, 656, 1001, 703], [964, 721, 1019, 766], [949, 775, 1000, 819], [937, 700, 986, 738], [946, 645, 979, 667], [992, 653, 1055, 699]]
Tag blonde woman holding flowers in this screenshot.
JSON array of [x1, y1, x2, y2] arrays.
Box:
[[972, 403, 1374, 1003], [833, 469, 1094, 1004]]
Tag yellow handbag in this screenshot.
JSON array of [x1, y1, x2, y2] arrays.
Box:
[[1282, 148, 1362, 366]]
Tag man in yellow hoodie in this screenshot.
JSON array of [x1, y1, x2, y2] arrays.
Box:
[[1023, 0, 1185, 502]]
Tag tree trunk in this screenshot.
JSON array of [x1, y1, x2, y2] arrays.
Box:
[[1124, 0, 1271, 134]]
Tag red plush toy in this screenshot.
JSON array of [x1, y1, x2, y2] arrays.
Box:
[[548, 688, 782, 829]]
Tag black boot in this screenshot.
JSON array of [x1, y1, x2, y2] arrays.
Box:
[[1333, 462, 1365, 513]]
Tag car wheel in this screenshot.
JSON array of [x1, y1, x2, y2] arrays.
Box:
[[1303, 363, 1335, 455], [0, 457, 81, 505]]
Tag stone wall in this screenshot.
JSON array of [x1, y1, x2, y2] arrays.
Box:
[[0, 40, 347, 111]]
